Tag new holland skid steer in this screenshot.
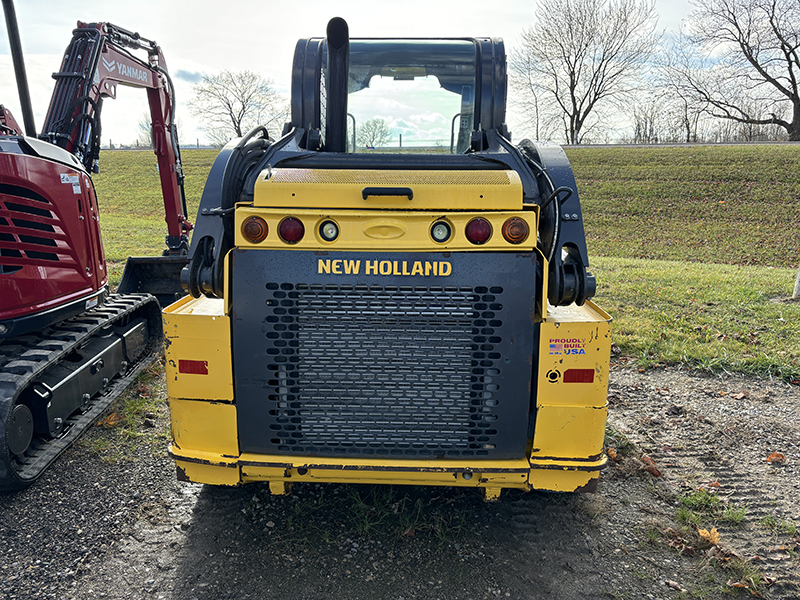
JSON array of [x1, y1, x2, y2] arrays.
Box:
[[165, 18, 611, 500]]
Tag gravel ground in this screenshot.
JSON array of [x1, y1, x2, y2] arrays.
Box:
[[1, 360, 798, 600]]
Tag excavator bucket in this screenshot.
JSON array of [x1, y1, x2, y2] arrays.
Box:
[[117, 255, 188, 308]]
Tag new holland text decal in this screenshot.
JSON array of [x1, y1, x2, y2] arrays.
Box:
[[318, 259, 452, 277], [549, 338, 586, 355]]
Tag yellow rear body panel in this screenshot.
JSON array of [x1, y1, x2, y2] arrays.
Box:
[[165, 166, 610, 499], [254, 168, 523, 210], [164, 292, 611, 498]]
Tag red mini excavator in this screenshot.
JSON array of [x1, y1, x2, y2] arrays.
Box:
[[0, 0, 190, 489]]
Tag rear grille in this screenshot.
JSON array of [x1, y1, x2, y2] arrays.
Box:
[[262, 283, 503, 457], [232, 249, 535, 460]]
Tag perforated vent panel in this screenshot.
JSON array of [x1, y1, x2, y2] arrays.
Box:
[[267, 168, 518, 186], [232, 250, 536, 459]]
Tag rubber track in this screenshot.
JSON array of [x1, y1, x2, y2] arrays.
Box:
[[0, 294, 162, 490]]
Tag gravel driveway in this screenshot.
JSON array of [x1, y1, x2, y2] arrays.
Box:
[[1, 362, 798, 600]]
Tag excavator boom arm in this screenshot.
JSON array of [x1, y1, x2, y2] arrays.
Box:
[[40, 21, 192, 253]]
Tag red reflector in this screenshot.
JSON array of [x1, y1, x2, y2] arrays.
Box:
[[179, 359, 208, 375], [563, 369, 594, 383]]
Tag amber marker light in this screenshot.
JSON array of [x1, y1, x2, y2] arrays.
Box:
[[242, 216, 268, 243], [465, 217, 492, 245], [279, 216, 305, 243], [502, 217, 529, 244]]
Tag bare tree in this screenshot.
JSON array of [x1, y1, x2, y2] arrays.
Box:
[[509, 52, 559, 141], [136, 112, 185, 148], [666, 87, 705, 143], [668, 0, 800, 141], [189, 70, 288, 147], [511, 0, 659, 145], [136, 112, 154, 148], [356, 118, 390, 148], [628, 95, 668, 144], [656, 46, 709, 143]]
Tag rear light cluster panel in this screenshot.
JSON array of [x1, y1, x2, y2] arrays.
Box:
[[236, 210, 535, 250]]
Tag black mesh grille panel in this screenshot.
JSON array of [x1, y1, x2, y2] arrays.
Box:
[[263, 283, 503, 456], [232, 250, 536, 459]]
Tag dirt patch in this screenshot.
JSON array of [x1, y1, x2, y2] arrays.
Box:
[[1, 363, 798, 600]]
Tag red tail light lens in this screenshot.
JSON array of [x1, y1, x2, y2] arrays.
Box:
[[465, 218, 492, 245], [502, 217, 529, 244], [279, 217, 305, 244], [242, 216, 268, 243]]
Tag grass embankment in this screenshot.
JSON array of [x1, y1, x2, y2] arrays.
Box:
[[93, 149, 217, 282], [567, 145, 800, 381], [94, 145, 800, 381]]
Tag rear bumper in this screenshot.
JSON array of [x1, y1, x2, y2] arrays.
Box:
[[168, 443, 606, 497]]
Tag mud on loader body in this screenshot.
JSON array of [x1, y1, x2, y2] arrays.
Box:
[[165, 19, 611, 500]]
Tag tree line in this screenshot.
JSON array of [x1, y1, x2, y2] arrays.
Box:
[[177, 0, 798, 147], [512, 0, 800, 144]]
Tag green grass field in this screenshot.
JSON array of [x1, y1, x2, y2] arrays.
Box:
[[92, 145, 800, 381], [569, 145, 800, 268]]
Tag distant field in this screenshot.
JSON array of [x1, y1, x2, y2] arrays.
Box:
[[92, 145, 800, 380]]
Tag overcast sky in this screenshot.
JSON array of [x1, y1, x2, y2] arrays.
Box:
[[0, 0, 695, 147]]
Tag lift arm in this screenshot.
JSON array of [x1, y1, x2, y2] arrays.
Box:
[[40, 22, 192, 254]]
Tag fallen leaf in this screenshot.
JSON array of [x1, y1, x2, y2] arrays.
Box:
[[97, 412, 123, 428], [769, 553, 791, 561], [640, 454, 656, 467], [730, 391, 749, 400], [606, 447, 619, 462], [645, 465, 663, 477], [708, 481, 721, 487], [699, 527, 720, 545], [767, 452, 786, 463], [641, 454, 663, 477], [708, 546, 742, 562]]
